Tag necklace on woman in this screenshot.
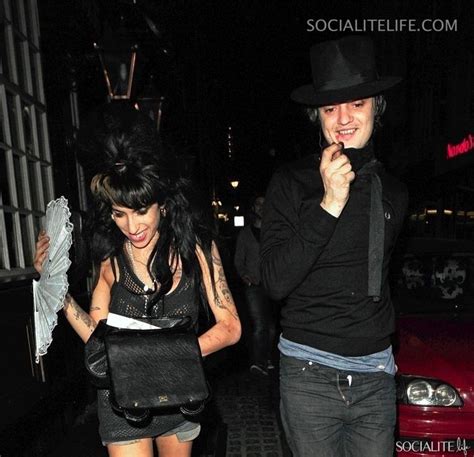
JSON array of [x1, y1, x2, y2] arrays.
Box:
[[126, 240, 159, 293], [126, 240, 149, 267]]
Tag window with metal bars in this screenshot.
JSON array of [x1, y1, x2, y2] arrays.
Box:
[[0, 0, 53, 281]]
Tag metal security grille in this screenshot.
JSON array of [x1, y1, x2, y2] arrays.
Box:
[[0, 0, 53, 280]]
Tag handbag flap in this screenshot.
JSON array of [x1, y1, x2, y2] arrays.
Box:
[[105, 327, 209, 410]]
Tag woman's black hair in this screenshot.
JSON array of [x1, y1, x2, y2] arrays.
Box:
[[76, 101, 161, 185]]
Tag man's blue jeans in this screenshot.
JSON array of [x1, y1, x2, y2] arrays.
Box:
[[280, 354, 396, 457]]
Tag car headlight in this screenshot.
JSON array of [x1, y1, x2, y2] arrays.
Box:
[[396, 376, 463, 407]]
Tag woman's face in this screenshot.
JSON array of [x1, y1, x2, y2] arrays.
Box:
[[111, 203, 161, 249]]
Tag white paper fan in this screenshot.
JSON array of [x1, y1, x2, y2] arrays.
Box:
[[33, 196, 74, 362]]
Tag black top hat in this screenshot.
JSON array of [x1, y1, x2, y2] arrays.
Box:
[[291, 35, 401, 106]]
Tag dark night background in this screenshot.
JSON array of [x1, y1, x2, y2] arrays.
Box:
[[39, 0, 474, 221]]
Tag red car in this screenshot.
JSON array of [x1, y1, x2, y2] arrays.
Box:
[[394, 243, 474, 456]]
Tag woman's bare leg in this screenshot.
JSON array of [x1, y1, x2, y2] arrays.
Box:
[[107, 438, 153, 457], [155, 434, 193, 457]]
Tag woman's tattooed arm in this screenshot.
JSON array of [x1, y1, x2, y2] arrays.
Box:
[[196, 242, 241, 356], [211, 251, 239, 320], [58, 259, 111, 343], [63, 294, 97, 341]]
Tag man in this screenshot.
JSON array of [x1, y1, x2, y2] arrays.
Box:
[[261, 36, 408, 456], [234, 195, 276, 375]]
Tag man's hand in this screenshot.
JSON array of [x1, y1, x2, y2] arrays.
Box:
[[319, 143, 355, 218], [33, 230, 50, 274]]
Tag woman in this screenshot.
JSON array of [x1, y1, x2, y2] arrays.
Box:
[[33, 131, 241, 457]]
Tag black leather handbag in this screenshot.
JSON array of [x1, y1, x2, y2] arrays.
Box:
[[84, 320, 111, 389], [84, 316, 210, 421]]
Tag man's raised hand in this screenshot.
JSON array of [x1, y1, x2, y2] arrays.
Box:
[[319, 143, 355, 218]]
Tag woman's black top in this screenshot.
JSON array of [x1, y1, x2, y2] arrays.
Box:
[[97, 248, 200, 443]]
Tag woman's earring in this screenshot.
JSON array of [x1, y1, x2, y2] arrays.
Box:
[[160, 207, 167, 217], [111, 214, 115, 221]]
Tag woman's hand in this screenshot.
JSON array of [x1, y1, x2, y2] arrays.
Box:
[[34, 230, 50, 274]]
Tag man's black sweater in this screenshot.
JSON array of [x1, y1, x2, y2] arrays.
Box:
[[261, 150, 408, 356]]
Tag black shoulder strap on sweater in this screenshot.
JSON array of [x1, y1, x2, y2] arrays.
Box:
[[359, 160, 384, 302]]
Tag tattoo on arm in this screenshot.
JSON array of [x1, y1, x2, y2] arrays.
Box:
[[214, 295, 239, 320], [211, 253, 223, 267], [211, 259, 239, 320], [64, 294, 97, 333], [90, 305, 102, 312]]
